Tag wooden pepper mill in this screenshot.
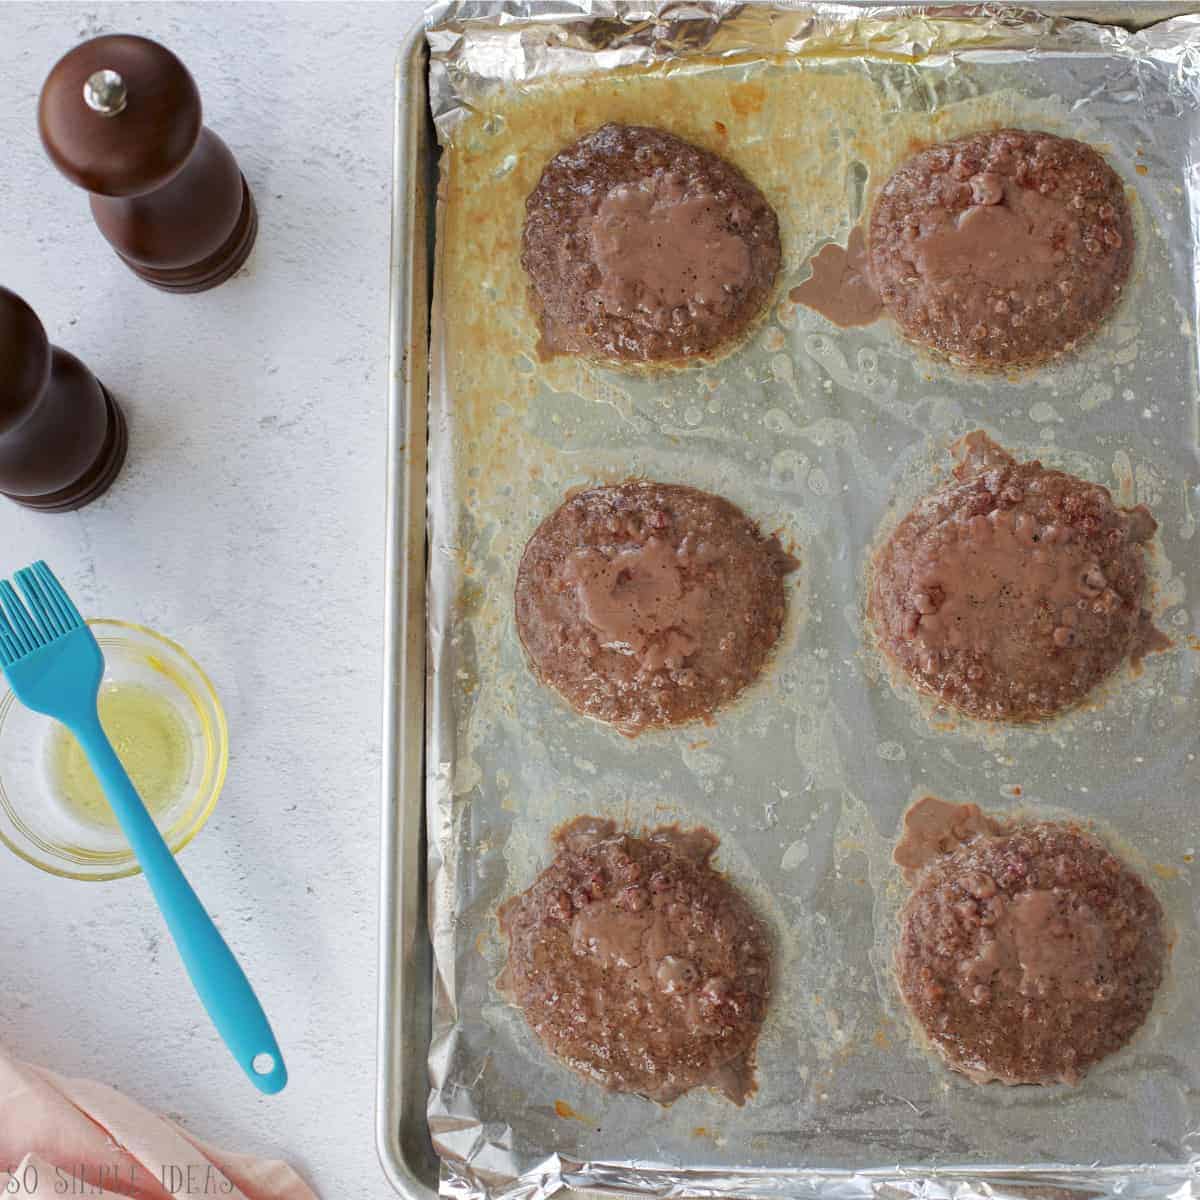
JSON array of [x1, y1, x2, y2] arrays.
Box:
[[39, 34, 257, 293], [0, 288, 127, 511]]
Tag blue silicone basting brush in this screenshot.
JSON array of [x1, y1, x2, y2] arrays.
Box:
[[0, 561, 287, 1095]]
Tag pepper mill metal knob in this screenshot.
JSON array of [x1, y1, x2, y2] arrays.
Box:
[[0, 288, 128, 511], [39, 34, 257, 293]]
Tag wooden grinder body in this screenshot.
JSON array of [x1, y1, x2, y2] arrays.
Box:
[[39, 34, 257, 293], [0, 288, 127, 511]]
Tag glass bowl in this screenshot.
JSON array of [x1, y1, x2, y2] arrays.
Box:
[[0, 620, 228, 881]]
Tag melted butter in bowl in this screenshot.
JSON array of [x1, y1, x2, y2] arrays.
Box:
[[47, 682, 194, 830], [0, 619, 227, 881]]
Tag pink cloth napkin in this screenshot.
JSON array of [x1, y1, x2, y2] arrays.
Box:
[[0, 1044, 317, 1199]]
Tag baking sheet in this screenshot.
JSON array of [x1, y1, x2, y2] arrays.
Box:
[[378, 24, 440, 1200], [421, 5, 1200, 1199]]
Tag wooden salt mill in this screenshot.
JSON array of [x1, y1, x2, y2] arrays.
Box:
[[0, 288, 127, 511], [39, 34, 257, 293]]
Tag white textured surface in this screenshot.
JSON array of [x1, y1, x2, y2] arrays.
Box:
[[0, 3, 423, 1195]]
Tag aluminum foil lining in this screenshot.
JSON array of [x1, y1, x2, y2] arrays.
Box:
[[421, 5, 1200, 1200]]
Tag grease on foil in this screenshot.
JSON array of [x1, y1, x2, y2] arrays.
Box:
[[421, 5, 1200, 1200]]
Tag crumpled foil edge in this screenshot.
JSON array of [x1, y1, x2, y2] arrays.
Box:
[[439, 1152, 1200, 1200], [425, 1, 1200, 136]]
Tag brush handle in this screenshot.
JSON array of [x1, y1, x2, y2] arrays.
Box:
[[71, 711, 287, 1095]]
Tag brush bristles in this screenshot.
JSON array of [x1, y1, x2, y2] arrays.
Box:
[[0, 582, 44, 654], [33, 562, 84, 631], [0, 563, 84, 668], [0, 610, 20, 668]]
